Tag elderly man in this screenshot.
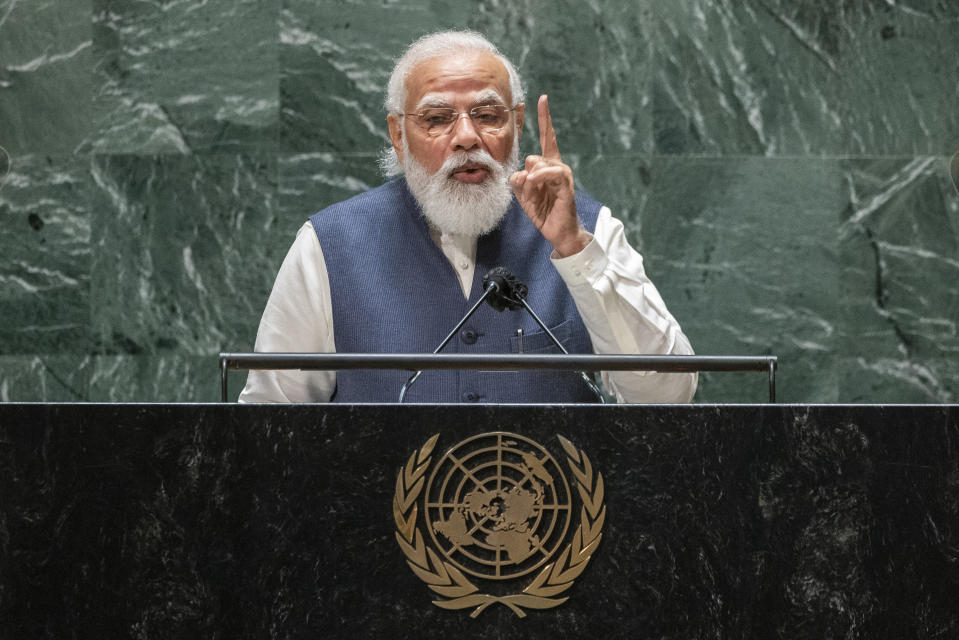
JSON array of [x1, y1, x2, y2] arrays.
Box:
[[240, 30, 696, 404]]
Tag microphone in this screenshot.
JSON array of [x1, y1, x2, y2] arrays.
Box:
[[483, 266, 527, 311], [398, 266, 605, 403]]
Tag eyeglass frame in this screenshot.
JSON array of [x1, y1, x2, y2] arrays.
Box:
[[400, 104, 521, 137]]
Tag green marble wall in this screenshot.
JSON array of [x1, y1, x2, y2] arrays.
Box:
[[1, 1, 957, 403]]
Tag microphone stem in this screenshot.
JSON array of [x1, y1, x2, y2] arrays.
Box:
[[399, 277, 606, 404], [398, 283, 499, 402], [432, 285, 498, 355], [520, 299, 607, 404], [519, 299, 569, 355]]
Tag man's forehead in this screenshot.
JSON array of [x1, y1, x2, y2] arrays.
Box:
[[404, 50, 512, 107]]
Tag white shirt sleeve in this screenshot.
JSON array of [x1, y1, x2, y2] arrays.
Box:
[[551, 206, 698, 403], [238, 222, 335, 403]]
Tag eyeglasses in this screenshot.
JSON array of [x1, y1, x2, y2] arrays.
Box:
[[403, 105, 515, 137]]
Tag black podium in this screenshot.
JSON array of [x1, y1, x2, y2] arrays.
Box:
[[1, 403, 957, 639]]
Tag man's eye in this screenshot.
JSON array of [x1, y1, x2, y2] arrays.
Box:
[[472, 107, 504, 125], [422, 111, 454, 126]]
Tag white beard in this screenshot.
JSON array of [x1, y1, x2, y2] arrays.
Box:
[[403, 137, 519, 238]]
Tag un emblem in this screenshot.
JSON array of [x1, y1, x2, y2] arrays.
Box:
[[393, 432, 605, 618]]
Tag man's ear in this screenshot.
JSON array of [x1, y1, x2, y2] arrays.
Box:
[[514, 103, 525, 140], [387, 114, 404, 163]]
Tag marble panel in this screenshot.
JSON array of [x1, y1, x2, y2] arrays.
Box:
[[81, 153, 384, 400], [472, 1, 653, 157], [650, 0, 842, 155], [0, 0, 94, 155], [840, 356, 959, 404], [89, 154, 279, 356], [85, 0, 278, 154], [573, 154, 653, 252], [278, 151, 382, 220], [0, 154, 92, 353], [279, 0, 471, 153], [835, 1, 959, 155], [649, 1, 959, 156], [642, 156, 842, 402], [839, 157, 959, 402], [2, 0, 958, 404], [88, 355, 223, 402], [0, 356, 91, 401]]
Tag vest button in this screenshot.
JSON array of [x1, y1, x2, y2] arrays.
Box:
[[463, 392, 480, 402], [460, 328, 478, 345]]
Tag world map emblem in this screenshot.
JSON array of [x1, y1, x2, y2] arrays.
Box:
[[393, 432, 606, 618]]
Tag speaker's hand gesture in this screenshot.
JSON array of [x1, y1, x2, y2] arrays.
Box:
[[510, 95, 591, 257]]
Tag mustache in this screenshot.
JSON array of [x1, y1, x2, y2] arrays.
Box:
[[440, 150, 500, 176]]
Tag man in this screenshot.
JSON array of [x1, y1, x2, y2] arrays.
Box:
[[240, 30, 696, 403]]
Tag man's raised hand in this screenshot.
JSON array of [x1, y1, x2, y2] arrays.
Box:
[[510, 95, 591, 257]]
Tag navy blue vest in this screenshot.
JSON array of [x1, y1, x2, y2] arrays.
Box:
[[310, 178, 601, 403]]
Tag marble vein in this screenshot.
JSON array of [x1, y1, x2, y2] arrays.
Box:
[[757, 1, 838, 75], [855, 357, 952, 403], [845, 157, 937, 227], [7, 40, 92, 72]]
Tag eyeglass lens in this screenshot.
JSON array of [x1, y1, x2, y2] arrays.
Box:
[[416, 106, 510, 135]]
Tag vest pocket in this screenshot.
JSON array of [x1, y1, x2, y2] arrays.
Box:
[[508, 320, 572, 353]]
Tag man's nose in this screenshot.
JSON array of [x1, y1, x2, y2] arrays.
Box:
[[449, 112, 482, 150]]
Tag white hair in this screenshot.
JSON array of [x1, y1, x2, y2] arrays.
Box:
[[385, 30, 525, 114], [380, 30, 525, 177]]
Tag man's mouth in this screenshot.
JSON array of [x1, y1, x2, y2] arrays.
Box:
[[450, 162, 491, 184]]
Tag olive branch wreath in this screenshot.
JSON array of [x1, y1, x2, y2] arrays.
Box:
[[392, 433, 605, 618]]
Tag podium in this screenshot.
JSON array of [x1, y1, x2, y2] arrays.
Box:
[[1, 402, 957, 638]]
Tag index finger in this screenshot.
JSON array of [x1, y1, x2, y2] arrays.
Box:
[[538, 94, 561, 160]]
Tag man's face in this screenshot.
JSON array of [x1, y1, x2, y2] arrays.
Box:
[[388, 50, 524, 180]]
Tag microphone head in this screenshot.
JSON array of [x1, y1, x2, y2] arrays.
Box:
[[483, 266, 527, 312]]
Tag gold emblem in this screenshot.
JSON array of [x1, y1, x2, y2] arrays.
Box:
[[393, 432, 605, 618]]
